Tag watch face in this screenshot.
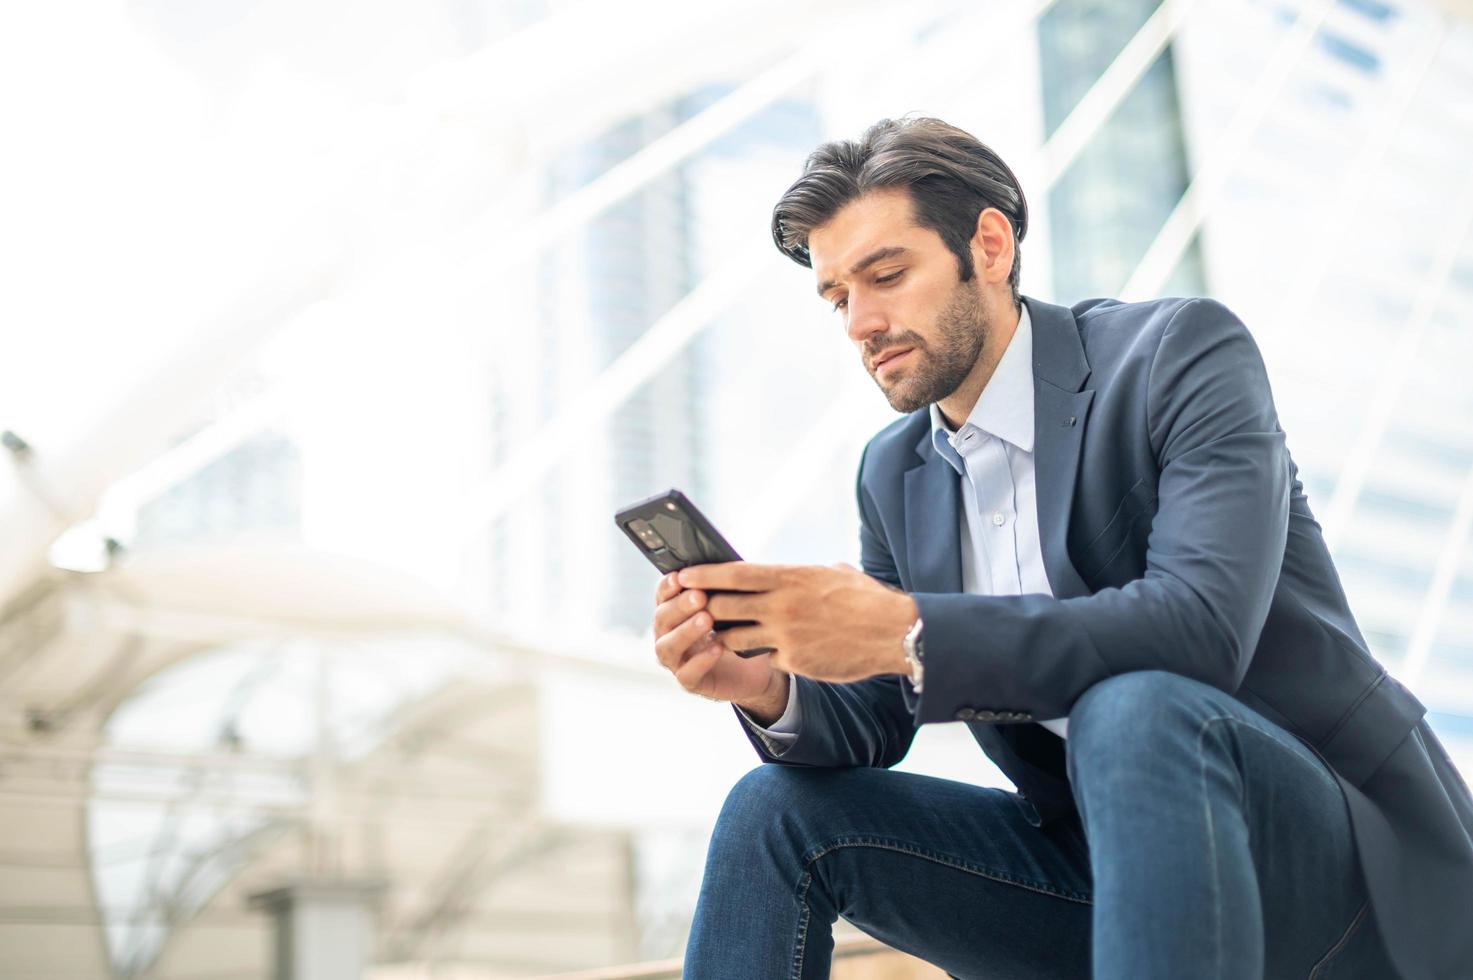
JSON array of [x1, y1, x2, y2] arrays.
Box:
[[904, 619, 924, 660]]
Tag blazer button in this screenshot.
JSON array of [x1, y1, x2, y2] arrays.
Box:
[[974, 710, 998, 722], [955, 707, 977, 721]]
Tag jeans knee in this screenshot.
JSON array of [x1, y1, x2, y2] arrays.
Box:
[[710, 764, 820, 855], [1066, 671, 1227, 783]]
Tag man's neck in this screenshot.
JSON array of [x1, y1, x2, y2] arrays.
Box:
[[936, 300, 1021, 430]]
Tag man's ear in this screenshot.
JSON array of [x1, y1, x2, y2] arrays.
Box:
[[969, 207, 1015, 287]]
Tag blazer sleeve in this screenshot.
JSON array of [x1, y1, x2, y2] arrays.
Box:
[[735, 442, 920, 769], [910, 298, 1291, 725]]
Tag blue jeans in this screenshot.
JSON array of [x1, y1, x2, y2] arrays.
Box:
[[684, 671, 1398, 979]]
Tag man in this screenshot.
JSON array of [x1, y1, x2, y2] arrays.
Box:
[[650, 117, 1473, 979]]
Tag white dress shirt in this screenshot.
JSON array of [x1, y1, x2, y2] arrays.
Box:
[[744, 304, 1068, 745]]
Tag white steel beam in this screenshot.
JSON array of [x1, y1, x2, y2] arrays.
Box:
[[459, 247, 777, 532], [1271, 25, 1449, 349], [1031, 0, 1197, 189], [449, 41, 823, 272], [1319, 167, 1473, 550], [1400, 453, 1473, 689], [95, 390, 290, 539], [1119, 0, 1338, 300]]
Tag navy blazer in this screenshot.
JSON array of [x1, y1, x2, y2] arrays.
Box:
[[740, 295, 1473, 979]]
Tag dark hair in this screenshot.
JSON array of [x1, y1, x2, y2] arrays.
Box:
[[771, 116, 1028, 307]]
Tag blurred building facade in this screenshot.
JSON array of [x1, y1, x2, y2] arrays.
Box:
[[3, 0, 1473, 977], [1175, 0, 1473, 751], [1038, 0, 1207, 300]]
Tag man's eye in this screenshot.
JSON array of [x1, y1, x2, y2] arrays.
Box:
[[876, 271, 902, 285], [832, 297, 848, 312]]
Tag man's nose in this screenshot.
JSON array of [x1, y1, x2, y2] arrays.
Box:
[[844, 292, 888, 345]]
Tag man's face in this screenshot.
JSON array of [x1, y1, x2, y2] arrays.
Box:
[[809, 188, 990, 414]]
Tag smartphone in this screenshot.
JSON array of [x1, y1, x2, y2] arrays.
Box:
[[614, 488, 775, 657]]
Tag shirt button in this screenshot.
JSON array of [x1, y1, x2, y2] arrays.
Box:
[[991, 511, 1005, 527]]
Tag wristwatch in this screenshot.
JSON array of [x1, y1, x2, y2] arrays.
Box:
[[902, 617, 924, 693]]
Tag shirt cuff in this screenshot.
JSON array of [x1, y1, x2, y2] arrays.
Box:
[[736, 676, 801, 751]]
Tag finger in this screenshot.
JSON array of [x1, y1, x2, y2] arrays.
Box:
[[676, 627, 725, 667], [654, 572, 682, 604], [704, 591, 764, 622], [654, 610, 714, 671], [674, 642, 724, 691], [653, 589, 706, 637], [712, 623, 774, 652], [678, 561, 790, 593]]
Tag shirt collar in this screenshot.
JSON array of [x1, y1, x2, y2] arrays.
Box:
[[929, 302, 1036, 464]]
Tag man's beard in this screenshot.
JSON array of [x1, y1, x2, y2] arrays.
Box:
[[867, 278, 989, 414]]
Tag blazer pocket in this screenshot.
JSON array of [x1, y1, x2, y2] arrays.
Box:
[[1074, 476, 1158, 581]]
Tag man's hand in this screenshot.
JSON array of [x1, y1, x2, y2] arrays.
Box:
[[651, 572, 790, 722], [676, 562, 918, 684]]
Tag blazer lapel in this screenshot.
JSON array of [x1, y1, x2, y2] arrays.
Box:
[[1026, 298, 1095, 600], [903, 439, 963, 594]]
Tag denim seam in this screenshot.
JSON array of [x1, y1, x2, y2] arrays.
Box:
[[1197, 713, 1234, 980], [791, 871, 814, 980], [800, 835, 1092, 905], [1198, 714, 1343, 805], [1195, 713, 1350, 979], [1306, 899, 1368, 980]]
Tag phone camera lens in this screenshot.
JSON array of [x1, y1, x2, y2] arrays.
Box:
[[629, 519, 667, 550]]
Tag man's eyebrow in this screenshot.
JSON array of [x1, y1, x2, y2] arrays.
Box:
[[816, 246, 912, 298]]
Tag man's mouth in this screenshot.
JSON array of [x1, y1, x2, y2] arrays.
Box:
[[874, 348, 915, 374]]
